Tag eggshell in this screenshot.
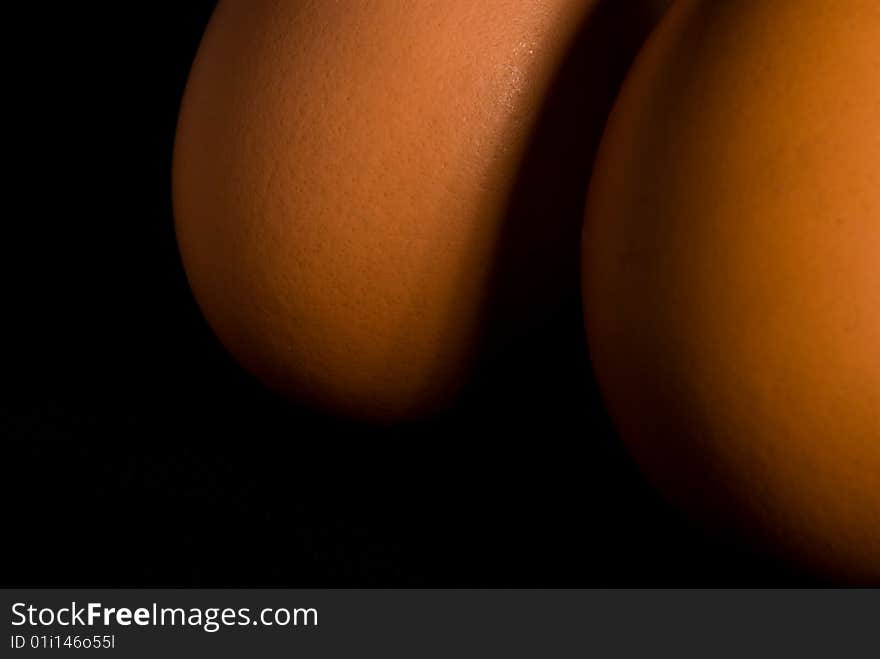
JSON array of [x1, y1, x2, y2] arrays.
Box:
[[583, 0, 880, 581], [174, 0, 670, 422]]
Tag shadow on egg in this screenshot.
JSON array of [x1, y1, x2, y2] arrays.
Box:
[[435, 0, 674, 421]]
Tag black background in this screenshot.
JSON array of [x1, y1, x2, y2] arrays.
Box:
[[4, 2, 814, 586]]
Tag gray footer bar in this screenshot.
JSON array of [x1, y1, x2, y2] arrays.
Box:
[[4, 589, 878, 657]]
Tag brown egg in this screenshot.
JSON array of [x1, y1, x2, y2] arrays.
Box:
[[583, 0, 880, 581], [174, 0, 670, 422]]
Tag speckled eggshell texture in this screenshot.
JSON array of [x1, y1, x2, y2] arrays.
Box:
[[174, 0, 670, 422]]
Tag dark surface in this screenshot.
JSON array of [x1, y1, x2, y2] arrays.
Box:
[[3, 1, 813, 586]]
